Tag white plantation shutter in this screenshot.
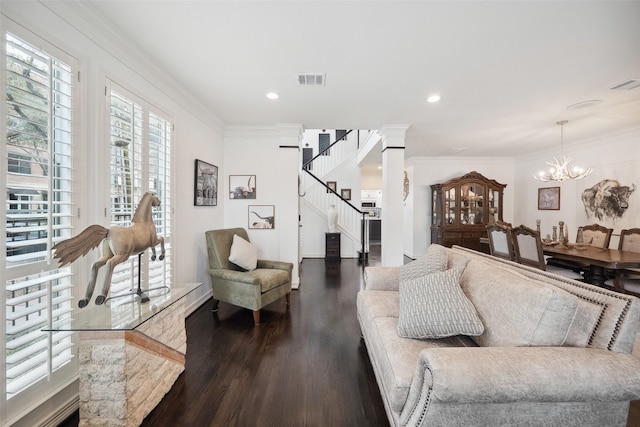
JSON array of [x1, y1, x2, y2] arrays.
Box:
[[147, 112, 173, 287], [107, 85, 173, 298], [3, 29, 76, 410]]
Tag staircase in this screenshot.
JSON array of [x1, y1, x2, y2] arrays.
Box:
[[300, 130, 380, 259]]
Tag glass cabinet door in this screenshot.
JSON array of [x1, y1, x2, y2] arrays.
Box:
[[488, 188, 500, 222], [445, 187, 456, 225], [460, 183, 484, 225], [432, 190, 437, 225]]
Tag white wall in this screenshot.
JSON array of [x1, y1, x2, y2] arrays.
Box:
[[361, 168, 382, 190], [513, 128, 640, 248], [223, 125, 302, 285]]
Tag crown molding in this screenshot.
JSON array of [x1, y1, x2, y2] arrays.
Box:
[[41, 1, 224, 133]]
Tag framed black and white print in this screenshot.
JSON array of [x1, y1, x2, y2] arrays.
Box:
[[248, 205, 275, 229], [327, 181, 337, 193], [194, 159, 218, 206], [341, 188, 351, 201], [229, 175, 257, 199]]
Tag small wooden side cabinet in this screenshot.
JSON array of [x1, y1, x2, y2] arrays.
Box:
[[325, 232, 341, 262]]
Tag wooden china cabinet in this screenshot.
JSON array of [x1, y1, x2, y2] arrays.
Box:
[[430, 171, 506, 251]]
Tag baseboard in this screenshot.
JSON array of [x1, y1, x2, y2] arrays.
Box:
[[185, 287, 212, 316], [40, 395, 79, 427]]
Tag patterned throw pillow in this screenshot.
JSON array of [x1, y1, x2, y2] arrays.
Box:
[[397, 267, 484, 339], [399, 244, 448, 282]]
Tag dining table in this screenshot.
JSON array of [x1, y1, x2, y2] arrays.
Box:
[[542, 243, 640, 288]]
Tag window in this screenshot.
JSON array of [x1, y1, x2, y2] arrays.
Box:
[[7, 153, 32, 174], [107, 84, 173, 299], [302, 147, 313, 171], [3, 30, 76, 415], [319, 133, 330, 156]]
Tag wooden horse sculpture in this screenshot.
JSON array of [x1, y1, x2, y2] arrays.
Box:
[[52, 192, 165, 308]]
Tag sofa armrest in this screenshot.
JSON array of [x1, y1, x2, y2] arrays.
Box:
[[364, 266, 401, 291], [209, 268, 260, 285], [257, 259, 293, 274], [401, 346, 640, 426]]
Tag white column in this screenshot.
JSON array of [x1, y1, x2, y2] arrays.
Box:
[[277, 124, 303, 288], [379, 125, 409, 266]]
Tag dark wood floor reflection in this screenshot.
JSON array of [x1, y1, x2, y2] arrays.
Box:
[[57, 244, 640, 426], [141, 257, 387, 427]]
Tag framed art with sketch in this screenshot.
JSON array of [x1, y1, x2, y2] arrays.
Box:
[[538, 187, 560, 210], [229, 175, 257, 199], [248, 205, 275, 229]]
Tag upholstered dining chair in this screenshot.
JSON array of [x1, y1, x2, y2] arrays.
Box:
[[581, 223, 614, 248], [546, 223, 613, 280], [511, 225, 546, 270], [512, 225, 583, 279], [205, 228, 293, 325], [612, 228, 640, 297], [486, 222, 515, 261]]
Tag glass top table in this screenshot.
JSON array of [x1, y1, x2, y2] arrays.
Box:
[[42, 283, 201, 332]]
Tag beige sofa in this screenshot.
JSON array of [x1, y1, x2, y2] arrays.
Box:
[[357, 245, 640, 427]]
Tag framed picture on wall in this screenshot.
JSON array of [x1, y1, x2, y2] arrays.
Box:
[[229, 175, 256, 199], [341, 188, 352, 201], [327, 181, 337, 193], [538, 187, 560, 210], [194, 159, 218, 206], [248, 205, 275, 229]]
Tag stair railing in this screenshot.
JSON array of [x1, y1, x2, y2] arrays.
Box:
[[301, 130, 368, 260]]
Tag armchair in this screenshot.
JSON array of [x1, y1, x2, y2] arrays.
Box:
[[205, 228, 293, 325]]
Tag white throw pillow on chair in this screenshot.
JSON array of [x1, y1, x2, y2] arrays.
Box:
[[229, 234, 258, 271]]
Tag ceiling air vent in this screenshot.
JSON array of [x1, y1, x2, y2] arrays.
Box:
[[610, 79, 640, 90], [297, 73, 325, 86]]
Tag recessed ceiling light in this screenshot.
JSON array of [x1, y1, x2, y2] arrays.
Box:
[[610, 79, 640, 90], [566, 99, 602, 110], [266, 92, 279, 100], [427, 94, 441, 103]]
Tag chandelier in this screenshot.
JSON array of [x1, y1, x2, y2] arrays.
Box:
[[533, 120, 592, 182]]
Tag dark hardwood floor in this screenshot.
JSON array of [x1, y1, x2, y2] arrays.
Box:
[[59, 249, 388, 427], [57, 244, 640, 426]]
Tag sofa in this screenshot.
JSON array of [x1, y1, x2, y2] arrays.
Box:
[[357, 244, 640, 427]]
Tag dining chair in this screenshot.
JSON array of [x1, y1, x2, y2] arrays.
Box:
[[486, 222, 515, 261], [546, 223, 613, 280], [581, 223, 614, 248], [612, 228, 640, 297], [511, 225, 546, 270], [512, 225, 583, 278]]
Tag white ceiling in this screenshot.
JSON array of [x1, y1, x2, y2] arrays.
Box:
[[78, 1, 640, 161]]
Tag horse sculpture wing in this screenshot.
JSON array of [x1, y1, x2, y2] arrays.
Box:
[[52, 224, 109, 266]]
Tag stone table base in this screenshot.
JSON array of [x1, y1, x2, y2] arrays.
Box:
[[78, 299, 186, 427]]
